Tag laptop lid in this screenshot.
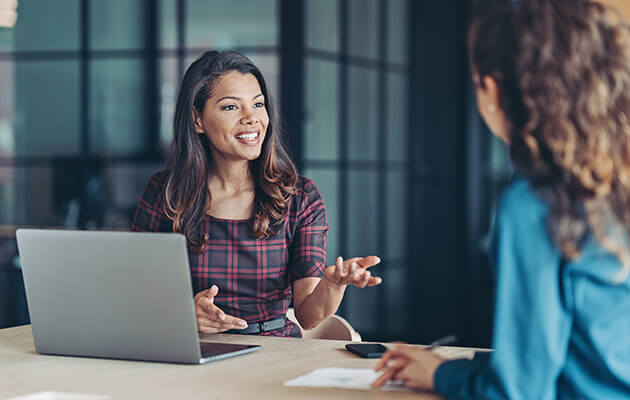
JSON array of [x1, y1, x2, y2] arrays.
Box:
[[16, 229, 259, 364]]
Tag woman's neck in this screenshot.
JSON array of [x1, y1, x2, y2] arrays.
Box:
[[208, 160, 254, 195], [206, 160, 256, 220]]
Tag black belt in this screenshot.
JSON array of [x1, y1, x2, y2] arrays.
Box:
[[226, 316, 286, 335]]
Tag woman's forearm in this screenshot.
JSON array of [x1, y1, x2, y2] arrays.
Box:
[[294, 279, 346, 330]]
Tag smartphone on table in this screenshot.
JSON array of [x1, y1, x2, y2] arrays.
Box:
[[345, 343, 388, 358]]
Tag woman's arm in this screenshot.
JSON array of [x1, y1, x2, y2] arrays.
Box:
[[288, 178, 382, 329], [373, 182, 574, 398], [292, 256, 381, 330]]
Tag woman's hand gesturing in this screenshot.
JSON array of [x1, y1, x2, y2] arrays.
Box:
[[323, 256, 382, 288], [194, 285, 248, 334]]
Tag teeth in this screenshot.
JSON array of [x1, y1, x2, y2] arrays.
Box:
[[236, 132, 258, 140]]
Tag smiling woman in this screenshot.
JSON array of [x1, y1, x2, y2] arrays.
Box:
[[193, 71, 269, 167], [131, 50, 382, 337]]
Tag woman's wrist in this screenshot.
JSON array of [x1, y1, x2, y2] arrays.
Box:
[[320, 275, 347, 291], [296, 278, 346, 329], [427, 356, 448, 391]]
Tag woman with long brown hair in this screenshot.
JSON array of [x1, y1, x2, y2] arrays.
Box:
[[373, 0, 630, 397], [132, 50, 381, 337]]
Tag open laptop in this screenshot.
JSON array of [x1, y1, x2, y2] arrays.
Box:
[[15, 229, 260, 364]]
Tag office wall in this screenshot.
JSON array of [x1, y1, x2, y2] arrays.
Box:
[[301, 0, 412, 340]]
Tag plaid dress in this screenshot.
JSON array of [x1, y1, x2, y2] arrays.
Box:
[[131, 171, 328, 337]]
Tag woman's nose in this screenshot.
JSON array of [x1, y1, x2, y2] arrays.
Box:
[[240, 109, 258, 124]]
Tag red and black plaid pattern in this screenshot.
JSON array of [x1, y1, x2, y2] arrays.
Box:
[[131, 171, 328, 337]]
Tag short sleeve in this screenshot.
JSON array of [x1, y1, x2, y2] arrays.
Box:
[[288, 178, 328, 281], [130, 171, 173, 233]]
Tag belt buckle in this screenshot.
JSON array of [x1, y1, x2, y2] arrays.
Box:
[[260, 320, 271, 332]]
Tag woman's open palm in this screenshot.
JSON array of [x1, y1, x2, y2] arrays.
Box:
[[323, 256, 382, 288]]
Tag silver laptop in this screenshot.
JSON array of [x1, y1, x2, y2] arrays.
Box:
[[16, 229, 260, 364]]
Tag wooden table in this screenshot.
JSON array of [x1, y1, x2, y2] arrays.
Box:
[[0, 325, 480, 399]]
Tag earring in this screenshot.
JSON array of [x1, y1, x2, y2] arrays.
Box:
[[487, 104, 496, 113]]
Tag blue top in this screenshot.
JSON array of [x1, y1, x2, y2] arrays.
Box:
[[434, 179, 630, 399]]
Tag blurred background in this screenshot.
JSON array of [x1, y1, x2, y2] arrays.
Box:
[[0, 0, 627, 347]]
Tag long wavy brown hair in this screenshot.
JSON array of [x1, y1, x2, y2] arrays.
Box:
[[163, 51, 297, 251], [469, 0, 630, 280]]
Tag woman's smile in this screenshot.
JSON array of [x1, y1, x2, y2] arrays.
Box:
[[234, 129, 260, 145]]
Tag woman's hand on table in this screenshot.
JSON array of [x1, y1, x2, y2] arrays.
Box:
[[371, 344, 447, 390]]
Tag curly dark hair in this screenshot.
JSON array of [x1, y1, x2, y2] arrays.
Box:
[[163, 50, 297, 251], [469, 0, 630, 280]]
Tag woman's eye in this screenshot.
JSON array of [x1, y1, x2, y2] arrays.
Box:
[[222, 104, 237, 111], [254, 102, 265, 108]]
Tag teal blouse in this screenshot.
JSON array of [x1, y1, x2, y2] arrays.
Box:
[[434, 179, 630, 399]]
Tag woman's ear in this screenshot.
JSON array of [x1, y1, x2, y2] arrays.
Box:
[[482, 75, 501, 109], [193, 108, 205, 134], [475, 75, 510, 142]]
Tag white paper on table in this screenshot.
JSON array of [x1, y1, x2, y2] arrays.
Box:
[[283, 368, 411, 391], [6, 392, 111, 400]]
